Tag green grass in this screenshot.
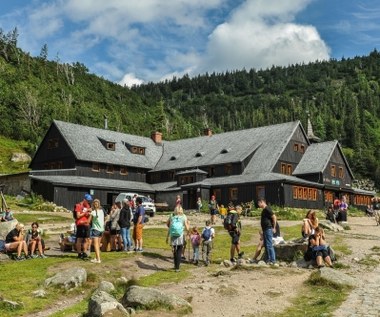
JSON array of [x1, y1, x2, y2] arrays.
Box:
[[0, 135, 32, 175], [12, 213, 71, 226]]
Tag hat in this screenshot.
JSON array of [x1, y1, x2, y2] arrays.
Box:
[[84, 193, 93, 201]]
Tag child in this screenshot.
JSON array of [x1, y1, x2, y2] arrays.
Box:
[[219, 204, 227, 219], [201, 220, 215, 266], [190, 226, 201, 265]]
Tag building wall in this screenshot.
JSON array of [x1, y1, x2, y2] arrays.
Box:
[[0, 172, 31, 195], [322, 147, 352, 189]]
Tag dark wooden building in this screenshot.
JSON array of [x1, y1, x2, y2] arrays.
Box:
[[28, 120, 374, 210]]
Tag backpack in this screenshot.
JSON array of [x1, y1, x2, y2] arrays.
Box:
[[202, 227, 212, 241], [169, 215, 184, 238], [224, 213, 237, 231]]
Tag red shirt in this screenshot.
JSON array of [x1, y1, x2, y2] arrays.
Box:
[[75, 200, 91, 226]]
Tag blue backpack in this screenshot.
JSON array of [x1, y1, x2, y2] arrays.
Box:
[[170, 215, 184, 238], [202, 227, 212, 240]]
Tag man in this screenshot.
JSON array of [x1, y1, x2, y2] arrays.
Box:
[[75, 193, 92, 259], [133, 197, 145, 252], [225, 203, 244, 263], [258, 198, 276, 264], [119, 198, 133, 251]]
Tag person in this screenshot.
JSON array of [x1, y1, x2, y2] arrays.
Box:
[[131, 194, 138, 212], [133, 197, 145, 252], [225, 203, 243, 263], [325, 204, 337, 223], [258, 198, 276, 264], [302, 210, 319, 239], [109, 201, 122, 251], [5, 223, 29, 260], [27, 222, 47, 258], [201, 220, 215, 266], [189, 226, 201, 265], [337, 195, 348, 222], [208, 195, 219, 225], [166, 205, 190, 272], [119, 198, 133, 251], [309, 226, 333, 268], [250, 222, 282, 263], [59, 223, 77, 251], [90, 199, 105, 263], [365, 204, 374, 217], [196, 197, 202, 213], [219, 204, 227, 219], [75, 193, 92, 259], [0, 207, 14, 222]]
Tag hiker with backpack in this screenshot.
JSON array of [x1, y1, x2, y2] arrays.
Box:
[[224, 203, 244, 263], [74, 193, 93, 260], [209, 195, 219, 225], [190, 226, 201, 265], [258, 198, 277, 265], [166, 205, 190, 272], [201, 220, 215, 266]]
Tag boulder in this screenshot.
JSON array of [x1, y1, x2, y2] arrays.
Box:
[[0, 297, 23, 310], [274, 242, 308, 262], [88, 290, 129, 317], [10, 152, 31, 162], [121, 285, 192, 312], [98, 281, 115, 293], [318, 267, 358, 287], [0, 219, 18, 240], [319, 220, 345, 232], [45, 267, 87, 290]]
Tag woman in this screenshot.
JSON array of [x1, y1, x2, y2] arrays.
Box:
[[109, 202, 122, 251], [5, 223, 29, 261], [309, 226, 333, 268], [208, 195, 219, 225], [302, 210, 319, 239], [90, 199, 105, 263], [28, 222, 47, 258], [166, 205, 190, 272]]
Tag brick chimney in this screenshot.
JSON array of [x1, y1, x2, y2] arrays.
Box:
[[151, 131, 162, 144], [204, 128, 212, 136]]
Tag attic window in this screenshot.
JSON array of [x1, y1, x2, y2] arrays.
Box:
[[220, 149, 229, 154], [170, 156, 177, 161], [47, 138, 59, 149], [130, 146, 145, 155], [195, 152, 204, 157], [107, 142, 115, 151]]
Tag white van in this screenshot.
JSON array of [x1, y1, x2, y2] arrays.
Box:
[[115, 193, 156, 217]]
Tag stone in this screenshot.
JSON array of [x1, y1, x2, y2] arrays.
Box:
[[10, 152, 31, 162], [319, 220, 345, 232], [88, 290, 129, 317], [0, 219, 18, 240], [318, 267, 358, 287], [121, 285, 192, 312], [274, 242, 308, 262], [32, 289, 47, 298], [0, 298, 23, 310], [98, 281, 115, 293], [45, 267, 87, 290]]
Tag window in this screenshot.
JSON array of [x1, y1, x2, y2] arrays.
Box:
[[120, 167, 128, 175], [308, 188, 313, 200], [213, 189, 221, 201], [293, 186, 318, 201], [106, 165, 114, 174], [224, 164, 232, 175], [339, 167, 344, 178], [208, 166, 215, 177], [57, 161, 63, 169], [293, 187, 298, 199], [229, 187, 238, 201], [300, 145, 305, 153], [293, 143, 299, 152], [130, 146, 145, 155], [47, 138, 59, 149], [325, 191, 333, 203], [281, 163, 286, 174], [287, 164, 292, 175], [256, 186, 265, 200], [92, 163, 100, 172], [106, 142, 115, 151], [331, 165, 336, 177], [298, 187, 303, 200]]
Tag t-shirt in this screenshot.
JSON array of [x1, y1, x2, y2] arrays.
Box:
[[5, 228, 19, 243], [91, 208, 105, 232], [75, 201, 91, 226], [133, 205, 145, 225], [261, 206, 274, 230]]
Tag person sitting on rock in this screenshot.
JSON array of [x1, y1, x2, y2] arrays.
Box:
[[301, 210, 319, 239], [27, 222, 47, 258], [59, 223, 77, 251], [1, 207, 14, 222], [309, 226, 333, 268], [5, 223, 29, 260]]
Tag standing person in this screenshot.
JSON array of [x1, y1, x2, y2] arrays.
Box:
[[196, 197, 202, 213], [189, 226, 201, 265], [258, 198, 277, 265], [209, 195, 219, 225], [224, 203, 243, 263], [75, 193, 92, 259], [119, 198, 133, 251], [109, 201, 122, 251], [90, 199, 105, 263], [133, 197, 145, 252], [201, 220, 215, 266], [166, 205, 190, 272]]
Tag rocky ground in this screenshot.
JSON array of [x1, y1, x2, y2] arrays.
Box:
[[14, 211, 380, 316]]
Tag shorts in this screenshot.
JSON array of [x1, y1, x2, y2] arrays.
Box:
[[133, 224, 143, 240], [229, 231, 240, 245], [90, 229, 103, 238], [67, 235, 76, 244], [76, 225, 90, 239], [110, 229, 120, 236], [210, 209, 218, 216], [0, 240, 5, 252]]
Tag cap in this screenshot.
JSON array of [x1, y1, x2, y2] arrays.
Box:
[[84, 193, 93, 201]]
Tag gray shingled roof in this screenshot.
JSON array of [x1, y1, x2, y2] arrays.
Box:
[[53, 120, 163, 169], [30, 175, 155, 192], [153, 121, 300, 173]]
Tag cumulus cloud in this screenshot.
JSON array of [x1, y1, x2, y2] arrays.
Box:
[[119, 73, 144, 87]]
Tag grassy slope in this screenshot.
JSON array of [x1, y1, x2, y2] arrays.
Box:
[[0, 135, 31, 175]]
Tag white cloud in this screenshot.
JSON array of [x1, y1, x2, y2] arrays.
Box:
[[119, 73, 144, 87]]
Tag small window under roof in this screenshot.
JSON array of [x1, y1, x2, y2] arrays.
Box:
[[170, 156, 177, 161], [195, 152, 204, 157], [220, 148, 230, 154]]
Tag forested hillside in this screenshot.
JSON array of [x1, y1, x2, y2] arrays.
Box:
[[0, 28, 379, 186]]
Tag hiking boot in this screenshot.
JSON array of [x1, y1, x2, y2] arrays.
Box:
[[14, 256, 25, 261], [81, 253, 89, 259], [31, 254, 39, 259], [39, 254, 47, 259], [137, 248, 144, 252], [77, 253, 83, 259], [230, 258, 236, 263], [238, 252, 245, 259]]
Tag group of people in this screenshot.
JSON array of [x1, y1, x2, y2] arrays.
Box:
[[0, 222, 48, 260], [325, 195, 349, 223]]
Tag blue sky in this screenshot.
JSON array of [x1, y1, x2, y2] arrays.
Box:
[[1, 0, 380, 86]]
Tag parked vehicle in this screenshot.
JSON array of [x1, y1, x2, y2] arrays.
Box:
[[115, 193, 156, 217]]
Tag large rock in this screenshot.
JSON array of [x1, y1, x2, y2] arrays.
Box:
[[121, 285, 192, 312], [319, 220, 345, 232], [88, 290, 129, 317], [318, 267, 358, 287], [0, 219, 18, 240], [274, 242, 308, 262], [10, 152, 31, 162], [45, 267, 87, 290]]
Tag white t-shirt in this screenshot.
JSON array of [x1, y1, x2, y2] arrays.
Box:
[[91, 208, 105, 232]]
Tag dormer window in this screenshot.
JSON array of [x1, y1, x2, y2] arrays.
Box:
[[129, 146, 145, 155], [170, 156, 177, 161], [195, 152, 204, 157], [47, 138, 59, 149], [106, 142, 115, 151], [221, 148, 230, 154]]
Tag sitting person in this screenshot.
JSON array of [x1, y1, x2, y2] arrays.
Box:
[[27, 222, 47, 258], [1, 207, 14, 222], [325, 204, 337, 223], [250, 222, 282, 263], [365, 204, 374, 217], [308, 226, 333, 268], [59, 223, 77, 251], [302, 210, 319, 239], [336, 195, 348, 222], [5, 223, 29, 260]]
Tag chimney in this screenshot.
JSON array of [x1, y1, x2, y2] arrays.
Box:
[[151, 131, 163, 144], [204, 128, 212, 136], [104, 115, 108, 130]]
